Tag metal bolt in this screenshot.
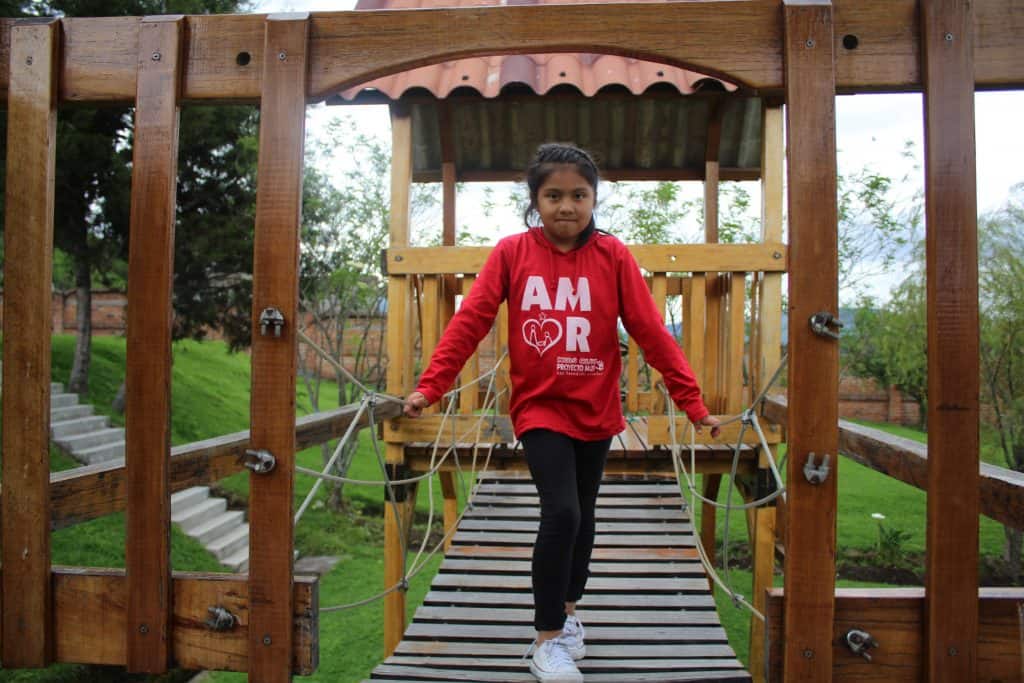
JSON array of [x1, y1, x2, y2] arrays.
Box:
[[394, 255, 404, 262], [945, 32, 954, 42], [805, 38, 815, 48], [139, 624, 149, 634], [803, 648, 814, 659], [25, 56, 33, 65], [948, 646, 958, 656], [263, 634, 273, 646], [151, 51, 161, 61], [773, 251, 782, 259], [278, 51, 287, 61]]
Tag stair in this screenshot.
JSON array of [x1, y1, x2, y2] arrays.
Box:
[[47, 382, 252, 573]]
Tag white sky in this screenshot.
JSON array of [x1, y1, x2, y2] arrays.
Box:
[[253, 0, 1024, 302]]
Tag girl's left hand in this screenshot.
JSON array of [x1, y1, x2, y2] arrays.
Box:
[[695, 414, 721, 439]]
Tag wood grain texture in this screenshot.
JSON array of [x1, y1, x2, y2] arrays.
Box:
[[1, 18, 59, 668], [781, 2, 840, 680], [765, 587, 1024, 681], [757, 105, 784, 400], [36, 567, 317, 673], [124, 16, 183, 673], [726, 272, 746, 413], [748, 506, 776, 683], [248, 14, 308, 683], [921, 1, 981, 679]]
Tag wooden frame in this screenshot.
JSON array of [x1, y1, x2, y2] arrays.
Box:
[[0, 2, 1018, 679]]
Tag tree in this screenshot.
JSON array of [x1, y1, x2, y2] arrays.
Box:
[[978, 185, 1024, 577]]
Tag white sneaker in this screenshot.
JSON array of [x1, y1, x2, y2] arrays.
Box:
[[561, 614, 585, 660], [529, 635, 583, 683]]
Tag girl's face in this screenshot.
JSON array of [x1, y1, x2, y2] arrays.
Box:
[[535, 165, 596, 253]]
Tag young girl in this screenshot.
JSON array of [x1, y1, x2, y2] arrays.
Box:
[[403, 143, 719, 683]]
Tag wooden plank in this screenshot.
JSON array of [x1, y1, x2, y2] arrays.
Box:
[[686, 273, 707, 393], [649, 273, 669, 412], [38, 567, 317, 674], [395, 641, 735, 658], [456, 520, 692, 534], [704, 275, 724, 413], [430, 574, 709, 592], [2, 3, 1024, 105], [701, 474, 722, 582], [748, 506, 776, 683], [764, 395, 1024, 532], [627, 336, 640, 412], [422, 591, 713, 610], [782, 2, 840, 680], [248, 14, 308, 683], [35, 400, 400, 531], [419, 274, 441, 413], [439, 470, 458, 553], [765, 588, 1024, 682], [646, 416, 782, 446], [123, 16, 184, 673], [726, 273, 746, 413], [402, 622, 728, 642], [388, 414, 514, 444], [385, 655, 744, 670], [922, 1, 981, 679], [413, 606, 724, 625], [458, 275, 479, 414], [388, 244, 788, 275], [757, 105, 785, 400], [385, 479, 418, 657], [1, 17, 59, 668], [439, 559, 705, 575], [496, 300, 510, 413]]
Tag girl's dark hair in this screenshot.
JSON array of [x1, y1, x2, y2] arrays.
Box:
[[523, 142, 600, 229]]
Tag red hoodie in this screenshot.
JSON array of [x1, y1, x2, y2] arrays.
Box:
[[414, 228, 710, 441]]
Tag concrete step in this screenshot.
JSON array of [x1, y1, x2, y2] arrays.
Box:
[[74, 441, 125, 465], [51, 382, 64, 393], [55, 427, 125, 451], [171, 486, 210, 510], [190, 510, 245, 546], [50, 415, 108, 439], [51, 404, 95, 422], [207, 523, 250, 561], [172, 497, 227, 532], [222, 546, 249, 573], [51, 393, 79, 408]]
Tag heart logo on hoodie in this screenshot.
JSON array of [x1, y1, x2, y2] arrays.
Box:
[[522, 313, 563, 357]]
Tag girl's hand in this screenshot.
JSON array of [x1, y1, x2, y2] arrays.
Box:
[[695, 414, 721, 439], [403, 391, 430, 418]]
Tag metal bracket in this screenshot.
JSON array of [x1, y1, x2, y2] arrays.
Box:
[[803, 452, 830, 485], [809, 311, 843, 340], [205, 606, 239, 632], [845, 628, 879, 661], [240, 449, 276, 474], [258, 307, 285, 337]]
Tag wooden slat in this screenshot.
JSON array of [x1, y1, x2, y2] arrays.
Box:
[[123, 16, 184, 673], [389, 414, 514, 444], [1, 17, 59, 668], [458, 274, 479, 414], [248, 14, 308, 683], [403, 622, 728, 642], [34, 568, 317, 674], [413, 606, 723, 625], [764, 395, 1024, 532], [627, 336, 640, 412], [646, 416, 782, 447], [782, 2, 840, 680], [701, 474, 722, 585], [648, 273, 669, 412], [395, 641, 735, 658], [439, 559, 704, 575], [748, 506, 776, 683], [922, 0, 981, 679], [686, 273, 707, 394], [704, 275, 724, 413], [451, 532, 697, 548], [726, 273, 746, 413], [388, 244, 788, 275], [496, 300, 510, 413], [757, 105, 785, 401], [765, 588, 1024, 682], [1, 3, 1024, 104]]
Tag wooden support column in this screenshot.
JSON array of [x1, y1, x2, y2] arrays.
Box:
[[124, 15, 183, 674], [782, 2, 839, 680], [384, 468, 418, 657], [248, 14, 308, 683], [440, 471, 458, 553], [439, 102, 458, 329], [700, 474, 722, 591], [384, 101, 414, 657], [0, 17, 59, 668], [704, 102, 724, 413], [921, 0, 980, 679]]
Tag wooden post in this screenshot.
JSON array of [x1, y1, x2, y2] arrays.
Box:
[[384, 101, 414, 657], [124, 15, 183, 674], [384, 468, 418, 657], [749, 102, 785, 683], [248, 14, 308, 683], [701, 474, 722, 592], [1, 17, 59, 668], [782, 2, 839, 680], [704, 101, 724, 413], [440, 471, 458, 553], [921, 0, 980, 679]]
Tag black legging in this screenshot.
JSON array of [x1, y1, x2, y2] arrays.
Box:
[[520, 428, 611, 632]]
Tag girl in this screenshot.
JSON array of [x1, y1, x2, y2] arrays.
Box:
[[404, 143, 719, 683]]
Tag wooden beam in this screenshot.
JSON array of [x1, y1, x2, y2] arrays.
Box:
[[248, 14, 308, 683], [124, 15, 184, 673], [439, 100, 457, 247], [765, 395, 1024, 532], [704, 99, 723, 243], [1, 17, 59, 668], [30, 401, 402, 531], [645, 416, 782, 447], [1, 3, 1023, 105], [765, 587, 1024, 682], [922, 1, 981, 679], [387, 244, 788, 276], [14, 568, 317, 674], [782, 2, 840, 680], [412, 166, 763, 184], [757, 105, 785, 399]]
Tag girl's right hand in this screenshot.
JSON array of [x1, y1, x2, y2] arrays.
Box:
[[403, 391, 430, 418]]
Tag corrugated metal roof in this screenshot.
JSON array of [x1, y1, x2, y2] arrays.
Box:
[[333, 0, 762, 182]]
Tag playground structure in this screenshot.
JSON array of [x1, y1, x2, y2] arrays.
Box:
[[1, 2, 1023, 682]]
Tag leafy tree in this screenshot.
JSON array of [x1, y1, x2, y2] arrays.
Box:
[[978, 184, 1024, 576]]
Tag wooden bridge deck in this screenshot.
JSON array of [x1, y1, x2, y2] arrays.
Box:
[[366, 471, 752, 682]]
